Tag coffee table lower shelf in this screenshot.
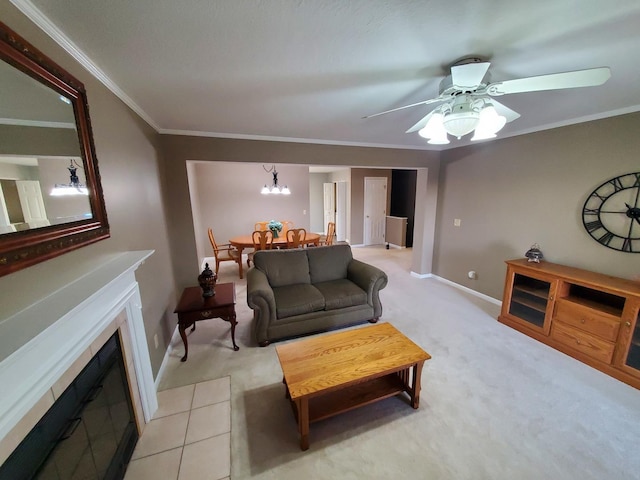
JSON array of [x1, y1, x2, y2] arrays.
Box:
[[302, 373, 408, 423], [287, 371, 419, 450]]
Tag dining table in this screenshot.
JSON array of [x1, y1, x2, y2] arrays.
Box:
[[229, 232, 320, 278]]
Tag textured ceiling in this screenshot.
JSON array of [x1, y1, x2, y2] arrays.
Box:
[[15, 0, 640, 150]]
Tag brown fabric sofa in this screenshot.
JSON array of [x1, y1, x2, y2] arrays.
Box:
[[246, 244, 388, 346]]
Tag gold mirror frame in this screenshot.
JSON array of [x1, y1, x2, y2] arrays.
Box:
[[0, 21, 109, 276]]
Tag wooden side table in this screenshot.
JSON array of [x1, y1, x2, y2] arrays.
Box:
[[174, 283, 239, 362]]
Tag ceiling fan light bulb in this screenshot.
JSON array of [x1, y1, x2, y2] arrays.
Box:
[[271, 186, 281, 194], [477, 105, 506, 134], [261, 185, 270, 194], [471, 130, 497, 141], [427, 136, 450, 145], [281, 186, 291, 195], [419, 113, 449, 141], [442, 110, 480, 138]]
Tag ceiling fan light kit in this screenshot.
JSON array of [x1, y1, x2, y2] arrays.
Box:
[[418, 96, 507, 144], [365, 57, 611, 146]]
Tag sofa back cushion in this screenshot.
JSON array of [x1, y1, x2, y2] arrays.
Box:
[[254, 249, 311, 287], [306, 244, 353, 284]]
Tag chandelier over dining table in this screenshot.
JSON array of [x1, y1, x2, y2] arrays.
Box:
[[261, 165, 291, 195]]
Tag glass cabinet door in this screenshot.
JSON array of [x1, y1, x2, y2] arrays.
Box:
[[508, 273, 552, 330], [624, 309, 640, 371]]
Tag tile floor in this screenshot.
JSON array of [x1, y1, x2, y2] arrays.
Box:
[[124, 376, 231, 480]]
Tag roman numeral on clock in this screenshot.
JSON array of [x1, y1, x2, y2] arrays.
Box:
[[598, 231, 614, 246], [585, 219, 604, 232], [582, 207, 599, 216], [622, 238, 634, 252], [608, 177, 624, 192]]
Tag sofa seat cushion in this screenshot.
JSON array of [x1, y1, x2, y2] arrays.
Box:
[[273, 284, 325, 319], [313, 279, 367, 311]]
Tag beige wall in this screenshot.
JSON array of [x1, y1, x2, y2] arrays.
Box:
[[435, 112, 640, 300], [0, 125, 81, 156], [160, 134, 440, 289], [309, 172, 329, 233], [0, 3, 176, 377], [188, 161, 310, 263]]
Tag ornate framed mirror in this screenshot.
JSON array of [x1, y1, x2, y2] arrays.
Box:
[[0, 21, 109, 276]]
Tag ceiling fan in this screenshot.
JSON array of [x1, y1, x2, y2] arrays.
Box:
[[364, 58, 611, 144]]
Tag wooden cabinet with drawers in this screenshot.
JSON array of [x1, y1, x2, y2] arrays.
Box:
[[498, 259, 640, 389]]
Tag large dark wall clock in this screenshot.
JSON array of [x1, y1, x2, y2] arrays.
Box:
[[582, 172, 640, 253]]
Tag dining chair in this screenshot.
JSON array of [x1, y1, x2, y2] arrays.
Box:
[[286, 228, 307, 249], [254, 221, 269, 232], [208, 228, 243, 278], [247, 230, 274, 268], [280, 220, 293, 238], [319, 221, 336, 246]]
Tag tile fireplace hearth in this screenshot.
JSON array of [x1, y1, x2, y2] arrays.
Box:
[[0, 251, 157, 476]]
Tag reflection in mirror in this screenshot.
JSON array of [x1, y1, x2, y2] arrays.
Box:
[[0, 156, 92, 233], [0, 55, 93, 234], [0, 20, 109, 276]]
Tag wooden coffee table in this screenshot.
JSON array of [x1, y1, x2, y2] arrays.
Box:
[[275, 322, 431, 450]]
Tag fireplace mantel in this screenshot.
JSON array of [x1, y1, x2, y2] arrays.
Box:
[[0, 250, 157, 445]]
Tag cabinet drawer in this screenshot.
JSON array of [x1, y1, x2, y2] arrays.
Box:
[[554, 299, 620, 341], [551, 321, 615, 364], [179, 309, 218, 324]]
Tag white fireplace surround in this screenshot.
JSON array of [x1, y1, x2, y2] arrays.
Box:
[[0, 250, 157, 447]]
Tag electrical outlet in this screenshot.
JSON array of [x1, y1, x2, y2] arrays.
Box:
[[154, 333, 159, 349], [303, 209, 307, 215], [454, 218, 461, 227]]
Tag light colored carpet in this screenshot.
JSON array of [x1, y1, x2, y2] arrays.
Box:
[[158, 247, 640, 479]]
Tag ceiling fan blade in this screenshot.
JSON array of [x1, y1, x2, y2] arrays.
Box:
[[406, 110, 435, 133], [487, 67, 610, 95], [488, 99, 520, 122], [362, 96, 445, 119], [451, 62, 491, 89]]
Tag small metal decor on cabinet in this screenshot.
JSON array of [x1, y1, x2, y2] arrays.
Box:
[[198, 263, 217, 297], [525, 243, 544, 263]]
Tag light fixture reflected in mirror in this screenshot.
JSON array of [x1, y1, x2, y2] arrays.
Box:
[[50, 159, 89, 196], [261, 165, 290, 195]]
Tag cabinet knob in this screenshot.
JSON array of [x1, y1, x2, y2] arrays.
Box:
[[625, 321, 632, 328], [581, 319, 586, 324], [576, 339, 581, 345], [201, 310, 213, 318]]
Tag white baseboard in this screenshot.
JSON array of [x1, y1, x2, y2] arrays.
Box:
[[154, 325, 179, 390], [411, 271, 433, 279], [431, 275, 502, 306]]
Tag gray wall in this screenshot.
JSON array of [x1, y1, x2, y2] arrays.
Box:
[[0, 3, 176, 378], [435, 112, 640, 300]]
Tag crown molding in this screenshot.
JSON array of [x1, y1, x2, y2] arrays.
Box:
[[158, 128, 436, 151]]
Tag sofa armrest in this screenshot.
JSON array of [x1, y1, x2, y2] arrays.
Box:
[[246, 267, 277, 345], [347, 259, 388, 318]]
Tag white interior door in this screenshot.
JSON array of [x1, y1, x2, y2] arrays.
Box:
[[335, 181, 347, 241], [16, 180, 50, 228], [0, 183, 16, 233], [323, 182, 335, 232], [364, 177, 387, 245]]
